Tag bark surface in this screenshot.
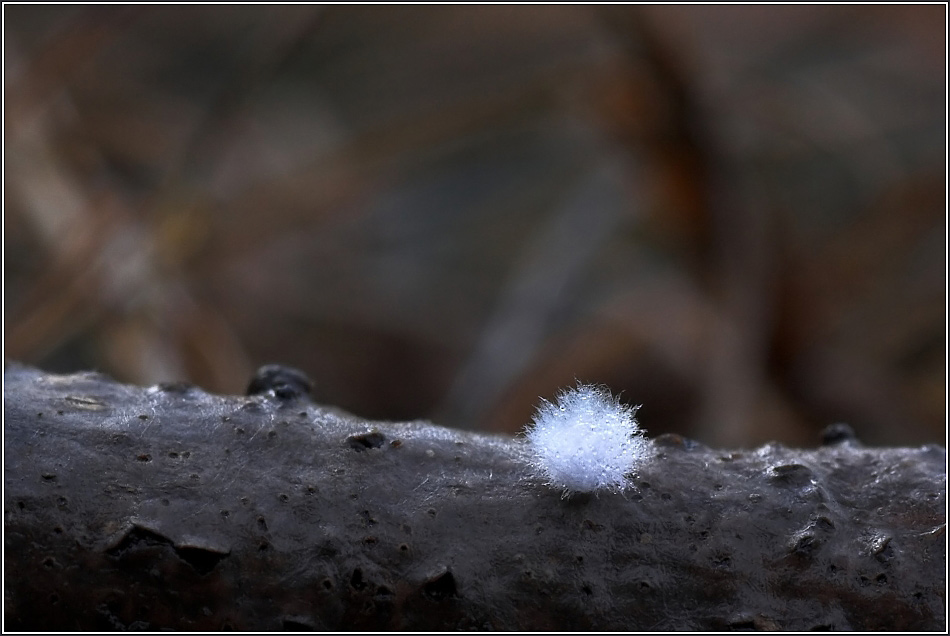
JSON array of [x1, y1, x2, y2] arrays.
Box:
[[3, 363, 946, 630]]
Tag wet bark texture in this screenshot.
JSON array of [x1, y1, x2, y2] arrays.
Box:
[[4, 363, 946, 630]]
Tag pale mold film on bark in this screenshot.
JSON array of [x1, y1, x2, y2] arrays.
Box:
[[523, 382, 654, 497]]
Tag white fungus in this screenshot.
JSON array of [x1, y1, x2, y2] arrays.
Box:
[[524, 383, 652, 497]]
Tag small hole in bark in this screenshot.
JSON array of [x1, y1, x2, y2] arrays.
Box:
[[399, 543, 410, 552], [53, 526, 63, 534], [56, 497, 67, 507], [257, 516, 268, 531], [168, 452, 179, 458], [42, 556, 57, 568], [268, 431, 277, 439], [137, 454, 151, 462], [258, 541, 269, 552], [17, 501, 25, 510], [322, 578, 333, 590], [581, 585, 592, 596], [176, 546, 229, 575], [278, 493, 289, 502], [423, 570, 457, 601], [769, 463, 815, 488], [712, 553, 731, 568], [41, 473, 56, 481], [50, 593, 60, 604], [138, 414, 148, 420], [363, 536, 377, 545], [350, 568, 366, 590], [347, 431, 386, 451], [359, 510, 377, 526], [220, 510, 230, 518]]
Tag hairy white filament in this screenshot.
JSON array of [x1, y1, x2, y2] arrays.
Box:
[[525, 383, 652, 497]]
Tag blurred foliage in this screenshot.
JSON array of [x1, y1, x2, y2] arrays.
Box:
[[4, 5, 945, 447]]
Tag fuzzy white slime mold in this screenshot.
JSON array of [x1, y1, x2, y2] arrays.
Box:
[[525, 383, 652, 496]]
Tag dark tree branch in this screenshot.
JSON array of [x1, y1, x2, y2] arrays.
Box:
[[3, 363, 945, 630]]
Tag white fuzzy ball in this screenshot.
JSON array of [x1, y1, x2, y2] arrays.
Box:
[[524, 383, 652, 496]]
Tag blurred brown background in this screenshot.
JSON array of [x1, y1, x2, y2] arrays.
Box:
[[4, 5, 945, 447]]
